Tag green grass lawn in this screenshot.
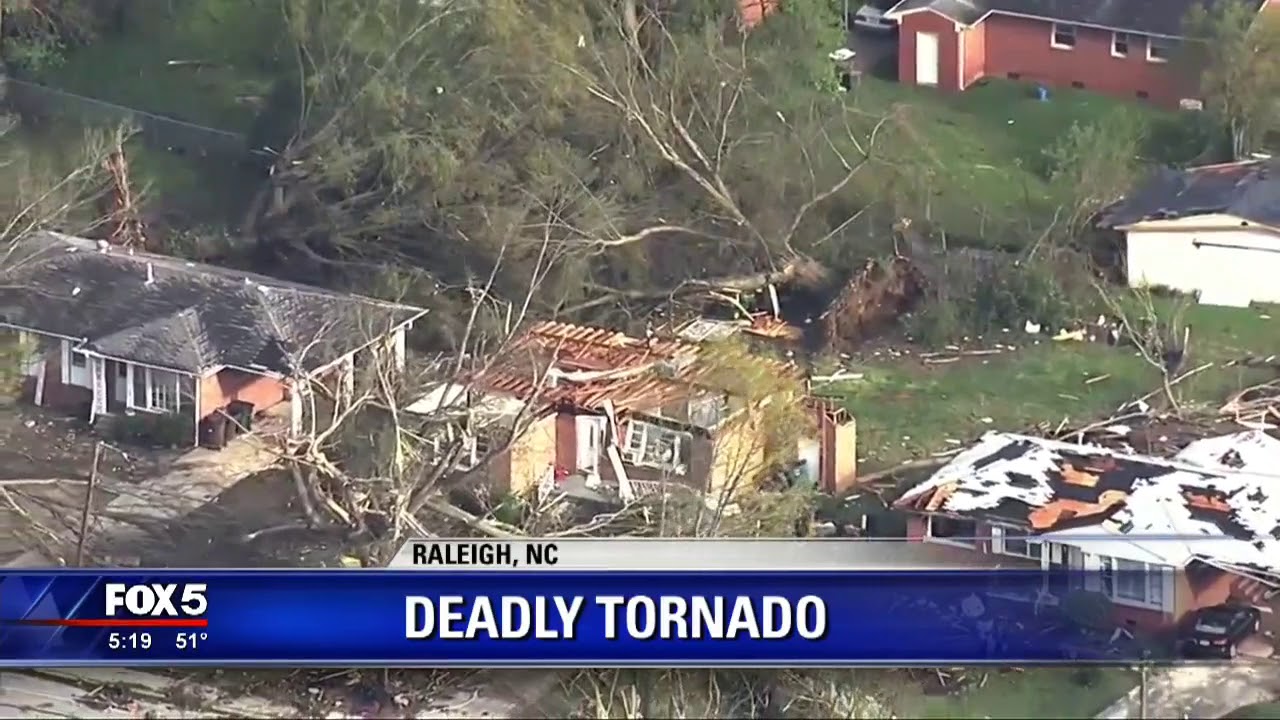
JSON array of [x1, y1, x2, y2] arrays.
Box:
[[828, 302, 1280, 469], [846, 78, 1177, 244], [33, 0, 283, 133], [885, 668, 1136, 718]]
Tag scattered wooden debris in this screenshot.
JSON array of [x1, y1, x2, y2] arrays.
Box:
[[810, 371, 865, 384]]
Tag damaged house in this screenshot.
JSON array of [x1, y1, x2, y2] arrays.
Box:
[[0, 232, 425, 444], [410, 321, 857, 502], [896, 430, 1280, 630], [1098, 158, 1280, 307]]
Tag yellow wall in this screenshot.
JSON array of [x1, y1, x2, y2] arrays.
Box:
[[508, 412, 558, 496], [707, 410, 768, 499]]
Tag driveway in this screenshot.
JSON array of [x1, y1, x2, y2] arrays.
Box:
[[1097, 664, 1280, 719]]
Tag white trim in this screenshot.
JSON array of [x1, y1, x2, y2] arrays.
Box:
[[622, 419, 689, 475], [126, 364, 182, 414], [924, 515, 978, 548], [1111, 31, 1131, 57], [63, 341, 91, 388], [886, 3, 1188, 40], [0, 322, 79, 341], [1146, 36, 1172, 63], [990, 524, 1046, 561], [957, 21, 967, 90], [77, 348, 195, 377], [59, 339, 70, 385], [1050, 22, 1077, 50], [884, 4, 963, 31], [1097, 555, 1170, 612]]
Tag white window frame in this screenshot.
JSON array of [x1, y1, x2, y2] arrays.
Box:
[[1147, 37, 1172, 63], [127, 365, 182, 414], [925, 515, 977, 548], [623, 420, 688, 475], [61, 340, 91, 388], [990, 525, 1045, 562], [1111, 32, 1130, 57], [1051, 23, 1077, 50], [1096, 555, 1167, 610]]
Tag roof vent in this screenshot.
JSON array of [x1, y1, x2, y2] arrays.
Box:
[[96, 239, 109, 253], [145, 262, 155, 285]]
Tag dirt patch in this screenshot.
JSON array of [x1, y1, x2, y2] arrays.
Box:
[[0, 403, 173, 483], [0, 402, 178, 563]]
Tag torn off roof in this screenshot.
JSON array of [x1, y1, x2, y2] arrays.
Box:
[[897, 431, 1280, 578]]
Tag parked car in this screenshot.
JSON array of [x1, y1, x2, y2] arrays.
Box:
[[850, 4, 897, 32], [1179, 604, 1262, 659]]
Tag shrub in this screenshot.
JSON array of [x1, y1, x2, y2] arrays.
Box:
[[903, 251, 1089, 347], [110, 411, 194, 448]]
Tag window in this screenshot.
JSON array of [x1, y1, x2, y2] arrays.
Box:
[[128, 366, 182, 413], [61, 341, 91, 388], [623, 420, 690, 474], [146, 369, 180, 412], [1099, 556, 1165, 608], [926, 515, 977, 547], [1147, 37, 1173, 63], [1051, 23, 1077, 49], [1112, 32, 1130, 57], [993, 525, 1044, 560], [688, 394, 729, 428]]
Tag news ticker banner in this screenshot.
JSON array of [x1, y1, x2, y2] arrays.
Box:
[[0, 539, 1160, 667]]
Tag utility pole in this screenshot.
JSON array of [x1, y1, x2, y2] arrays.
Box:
[[1138, 650, 1151, 719]]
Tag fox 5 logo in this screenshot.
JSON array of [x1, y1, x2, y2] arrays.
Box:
[[104, 583, 208, 616]]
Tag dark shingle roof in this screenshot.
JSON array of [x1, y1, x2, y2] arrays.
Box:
[[0, 232, 426, 375], [1098, 160, 1280, 229], [887, 0, 1268, 36]]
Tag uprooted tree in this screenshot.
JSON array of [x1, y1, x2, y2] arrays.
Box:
[[244, 0, 898, 332]]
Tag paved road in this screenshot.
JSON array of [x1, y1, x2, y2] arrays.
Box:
[[1098, 664, 1280, 719]]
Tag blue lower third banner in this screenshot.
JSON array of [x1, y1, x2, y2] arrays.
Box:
[[0, 570, 1160, 666]]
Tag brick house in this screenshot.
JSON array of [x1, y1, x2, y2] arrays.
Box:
[[894, 430, 1280, 632], [1, 232, 425, 443], [740, 0, 781, 28], [885, 0, 1275, 107], [411, 320, 857, 500]]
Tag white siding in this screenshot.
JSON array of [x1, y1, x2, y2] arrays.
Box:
[[1126, 225, 1280, 305]]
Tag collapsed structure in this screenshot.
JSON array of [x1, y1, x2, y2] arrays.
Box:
[[896, 429, 1280, 629], [410, 320, 858, 503]]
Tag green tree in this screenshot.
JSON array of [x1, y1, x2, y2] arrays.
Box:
[[245, 0, 880, 332], [1183, 0, 1280, 159]]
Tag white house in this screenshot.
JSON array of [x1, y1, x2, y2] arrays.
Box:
[[1099, 160, 1280, 307]]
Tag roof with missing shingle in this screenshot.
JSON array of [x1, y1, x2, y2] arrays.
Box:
[[895, 430, 1280, 579], [471, 320, 803, 416], [0, 232, 426, 375], [887, 0, 1268, 37], [1098, 160, 1280, 229]]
